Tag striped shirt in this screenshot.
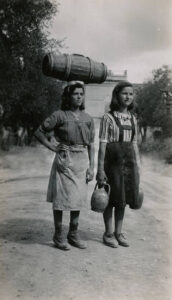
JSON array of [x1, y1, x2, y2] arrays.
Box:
[[99, 111, 137, 143]]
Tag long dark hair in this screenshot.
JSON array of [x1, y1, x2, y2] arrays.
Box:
[[109, 81, 134, 112], [61, 83, 85, 111]]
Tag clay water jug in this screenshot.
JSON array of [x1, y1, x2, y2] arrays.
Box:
[[91, 183, 110, 213]]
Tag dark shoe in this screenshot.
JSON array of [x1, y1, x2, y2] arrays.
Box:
[[67, 223, 87, 249], [53, 224, 71, 251], [103, 233, 118, 248], [114, 233, 129, 247], [53, 235, 71, 251]]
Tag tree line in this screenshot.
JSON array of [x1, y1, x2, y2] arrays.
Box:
[[0, 0, 63, 144], [135, 65, 172, 141]]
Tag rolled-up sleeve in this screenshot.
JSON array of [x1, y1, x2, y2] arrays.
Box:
[[39, 111, 61, 133], [99, 114, 111, 143]]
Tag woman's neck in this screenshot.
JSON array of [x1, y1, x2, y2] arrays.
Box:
[[70, 107, 80, 113], [118, 107, 128, 114]]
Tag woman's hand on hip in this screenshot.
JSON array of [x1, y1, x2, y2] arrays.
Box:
[[49, 145, 58, 152], [86, 167, 94, 183], [47, 141, 59, 152], [47, 139, 59, 152]]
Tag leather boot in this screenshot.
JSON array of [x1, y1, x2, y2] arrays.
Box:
[[67, 223, 86, 249], [53, 225, 71, 251]]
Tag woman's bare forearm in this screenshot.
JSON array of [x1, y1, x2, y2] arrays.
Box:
[[34, 129, 56, 152], [87, 142, 95, 169], [97, 142, 106, 172]]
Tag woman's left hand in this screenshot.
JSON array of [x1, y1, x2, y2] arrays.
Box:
[[86, 167, 94, 183]]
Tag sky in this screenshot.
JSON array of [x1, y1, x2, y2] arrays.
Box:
[[49, 0, 172, 83]]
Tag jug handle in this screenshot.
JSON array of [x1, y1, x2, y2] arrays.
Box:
[[94, 182, 110, 195], [103, 183, 111, 196], [94, 183, 98, 191]]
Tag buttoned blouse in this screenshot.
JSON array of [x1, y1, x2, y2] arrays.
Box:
[[99, 111, 137, 143], [39, 110, 95, 146]]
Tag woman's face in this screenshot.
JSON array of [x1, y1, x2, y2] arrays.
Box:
[[70, 87, 84, 108], [118, 86, 134, 108]]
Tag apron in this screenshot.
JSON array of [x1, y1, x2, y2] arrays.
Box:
[[46, 143, 88, 211], [104, 113, 140, 208]]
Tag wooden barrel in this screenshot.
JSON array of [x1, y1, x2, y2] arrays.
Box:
[[42, 53, 107, 84]]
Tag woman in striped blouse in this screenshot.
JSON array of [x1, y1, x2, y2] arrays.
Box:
[[96, 81, 141, 248]]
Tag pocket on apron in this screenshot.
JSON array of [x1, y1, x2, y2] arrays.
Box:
[[55, 150, 72, 172]]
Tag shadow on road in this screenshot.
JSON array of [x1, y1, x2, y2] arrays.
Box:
[[0, 218, 101, 245]]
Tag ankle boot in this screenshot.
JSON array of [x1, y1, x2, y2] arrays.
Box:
[[53, 225, 71, 251], [67, 223, 86, 249]]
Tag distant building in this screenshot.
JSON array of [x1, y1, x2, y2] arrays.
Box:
[[85, 71, 127, 118]]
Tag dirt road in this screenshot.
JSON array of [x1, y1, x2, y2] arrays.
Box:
[[0, 146, 172, 300]]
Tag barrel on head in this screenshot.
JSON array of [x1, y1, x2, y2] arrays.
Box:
[[42, 53, 107, 84]]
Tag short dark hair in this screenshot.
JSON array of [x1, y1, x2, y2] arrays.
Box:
[[109, 81, 134, 112], [61, 83, 85, 111]]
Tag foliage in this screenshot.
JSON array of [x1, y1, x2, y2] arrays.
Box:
[[0, 0, 63, 136], [135, 65, 172, 137]]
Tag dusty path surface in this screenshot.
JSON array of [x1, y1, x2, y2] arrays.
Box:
[[0, 146, 172, 300]]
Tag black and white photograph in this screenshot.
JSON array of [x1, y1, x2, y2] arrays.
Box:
[[0, 0, 172, 299]]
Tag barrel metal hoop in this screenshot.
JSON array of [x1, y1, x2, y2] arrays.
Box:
[[64, 54, 72, 80], [87, 56, 95, 81], [100, 63, 107, 83]]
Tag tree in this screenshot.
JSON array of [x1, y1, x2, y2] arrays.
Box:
[[0, 0, 63, 143], [135, 65, 172, 140]]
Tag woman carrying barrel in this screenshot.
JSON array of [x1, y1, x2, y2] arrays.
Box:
[[96, 81, 141, 248], [35, 81, 95, 250]]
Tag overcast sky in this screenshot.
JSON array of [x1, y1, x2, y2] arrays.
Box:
[[50, 0, 172, 83]]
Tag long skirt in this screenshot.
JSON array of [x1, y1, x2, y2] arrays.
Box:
[[104, 142, 140, 209], [46, 145, 88, 210]]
